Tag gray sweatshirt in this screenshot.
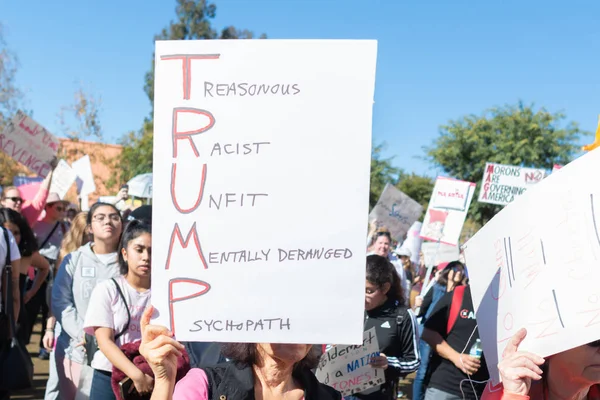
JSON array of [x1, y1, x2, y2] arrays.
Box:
[[52, 243, 120, 364]]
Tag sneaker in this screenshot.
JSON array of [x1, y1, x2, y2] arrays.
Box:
[[38, 348, 50, 360]]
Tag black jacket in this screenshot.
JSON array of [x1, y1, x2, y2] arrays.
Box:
[[364, 298, 420, 382], [203, 362, 341, 400]]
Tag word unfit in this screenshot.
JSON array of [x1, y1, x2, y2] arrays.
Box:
[[209, 193, 268, 209], [190, 318, 291, 332]]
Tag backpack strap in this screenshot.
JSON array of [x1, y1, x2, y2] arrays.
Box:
[[447, 285, 466, 335], [111, 278, 131, 341]]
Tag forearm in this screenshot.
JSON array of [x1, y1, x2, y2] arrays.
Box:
[[40, 169, 53, 191], [98, 335, 144, 380], [422, 328, 459, 364], [29, 267, 49, 298], [46, 316, 56, 330], [151, 379, 174, 400]]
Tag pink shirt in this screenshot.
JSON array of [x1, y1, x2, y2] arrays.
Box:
[[173, 369, 209, 400], [21, 187, 49, 227]]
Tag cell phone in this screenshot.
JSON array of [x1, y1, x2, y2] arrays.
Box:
[[119, 376, 136, 399]]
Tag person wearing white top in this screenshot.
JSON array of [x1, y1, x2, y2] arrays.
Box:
[[84, 220, 153, 400]]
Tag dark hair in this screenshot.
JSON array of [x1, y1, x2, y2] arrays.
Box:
[[86, 202, 123, 225], [220, 343, 320, 371], [366, 254, 405, 306], [437, 260, 465, 286], [118, 220, 151, 275], [0, 207, 38, 257]]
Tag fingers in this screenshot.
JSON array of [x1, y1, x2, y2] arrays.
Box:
[[503, 328, 527, 358], [502, 366, 542, 382], [140, 306, 154, 334]]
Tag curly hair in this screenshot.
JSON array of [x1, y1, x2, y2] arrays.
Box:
[[366, 254, 406, 307]]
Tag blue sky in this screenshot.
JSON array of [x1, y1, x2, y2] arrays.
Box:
[[1, 0, 599, 177]]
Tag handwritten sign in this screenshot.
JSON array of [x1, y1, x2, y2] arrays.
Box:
[[478, 162, 546, 206], [421, 242, 460, 267], [71, 155, 96, 195], [420, 177, 475, 246], [464, 148, 600, 384], [369, 184, 423, 241], [316, 328, 385, 396], [49, 159, 77, 199], [552, 164, 563, 173], [0, 110, 59, 177], [151, 40, 377, 344]]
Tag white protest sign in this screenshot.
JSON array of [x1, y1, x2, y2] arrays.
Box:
[[552, 164, 563, 173], [49, 159, 77, 199], [71, 155, 96, 195], [0, 110, 59, 177], [421, 242, 460, 267], [316, 328, 385, 396], [464, 148, 600, 384], [400, 221, 423, 264], [420, 177, 475, 246], [369, 184, 423, 241], [151, 40, 377, 344], [478, 162, 546, 206]]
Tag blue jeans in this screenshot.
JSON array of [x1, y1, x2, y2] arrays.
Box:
[[412, 334, 432, 400], [90, 370, 116, 400]]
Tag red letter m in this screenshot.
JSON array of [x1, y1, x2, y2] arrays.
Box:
[[165, 222, 208, 270]]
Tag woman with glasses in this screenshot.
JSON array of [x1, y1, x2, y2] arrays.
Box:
[[482, 329, 600, 399], [52, 202, 123, 400]]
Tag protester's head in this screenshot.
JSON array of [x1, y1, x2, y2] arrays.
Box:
[[118, 220, 151, 277], [127, 205, 152, 226], [57, 212, 90, 269], [44, 193, 69, 222], [437, 261, 466, 289], [1, 186, 24, 213], [221, 342, 319, 372], [365, 254, 405, 310], [87, 202, 123, 248], [372, 230, 392, 258], [395, 247, 412, 269], [0, 207, 37, 257], [66, 207, 77, 222]]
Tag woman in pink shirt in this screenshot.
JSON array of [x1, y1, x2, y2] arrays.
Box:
[[482, 328, 600, 400]]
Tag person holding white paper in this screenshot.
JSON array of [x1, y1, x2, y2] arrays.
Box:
[[481, 328, 600, 400]]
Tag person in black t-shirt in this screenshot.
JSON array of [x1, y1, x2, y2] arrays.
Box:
[[422, 284, 489, 400]]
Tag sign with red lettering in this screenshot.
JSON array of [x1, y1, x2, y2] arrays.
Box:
[[465, 149, 600, 384], [478, 162, 546, 206], [0, 110, 59, 177], [419, 177, 475, 246], [316, 328, 385, 397], [151, 40, 377, 344]]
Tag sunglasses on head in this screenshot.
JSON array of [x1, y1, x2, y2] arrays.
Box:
[[5, 197, 23, 203]]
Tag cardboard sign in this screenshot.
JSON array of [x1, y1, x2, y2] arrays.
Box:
[[369, 184, 423, 241], [464, 148, 600, 384], [421, 242, 460, 267], [478, 162, 546, 206], [0, 110, 59, 177], [49, 159, 77, 199], [71, 155, 96, 195], [420, 177, 475, 246], [316, 328, 385, 396], [151, 40, 377, 344]]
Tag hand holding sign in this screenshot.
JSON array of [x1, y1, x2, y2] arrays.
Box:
[[497, 329, 544, 396]]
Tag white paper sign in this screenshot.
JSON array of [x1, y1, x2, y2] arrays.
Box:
[[464, 148, 600, 384], [151, 40, 377, 344], [71, 155, 96, 195], [400, 221, 423, 265], [420, 177, 475, 246], [369, 184, 423, 241], [49, 159, 77, 199], [316, 328, 385, 396], [421, 242, 460, 267], [0, 110, 59, 177], [478, 162, 546, 206]]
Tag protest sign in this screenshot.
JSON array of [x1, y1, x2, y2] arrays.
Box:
[[151, 40, 377, 344], [49, 159, 77, 199], [464, 148, 600, 384], [316, 328, 385, 396], [419, 177, 475, 246], [552, 164, 563, 173], [71, 155, 96, 195], [478, 162, 546, 206], [13, 176, 43, 187], [369, 184, 423, 241], [421, 242, 460, 267], [0, 110, 59, 177], [399, 221, 423, 264]]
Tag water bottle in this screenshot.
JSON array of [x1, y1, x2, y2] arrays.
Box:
[[469, 338, 483, 359]]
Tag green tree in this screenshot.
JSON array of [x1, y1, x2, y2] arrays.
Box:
[[370, 143, 400, 209], [426, 101, 588, 226], [111, 120, 154, 186], [396, 172, 434, 209]]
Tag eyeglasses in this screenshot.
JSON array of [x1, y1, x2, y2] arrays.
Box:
[[55, 206, 66, 212], [5, 197, 23, 204], [92, 214, 122, 223], [375, 231, 391, 239]]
